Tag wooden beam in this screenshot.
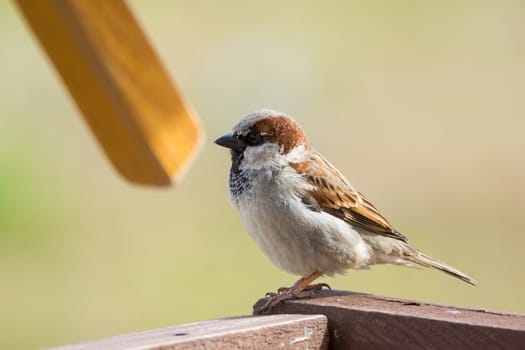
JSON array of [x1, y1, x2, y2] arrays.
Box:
[[254, 290, 525, 350], [49, 315, 329, 350], [43, 291, 525, 349], [16, 0, 203, 186]]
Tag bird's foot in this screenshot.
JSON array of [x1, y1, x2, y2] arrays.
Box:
[[277, 283, 331, 294], [255, 283, 330, 315], [255, 288, 313, 315]]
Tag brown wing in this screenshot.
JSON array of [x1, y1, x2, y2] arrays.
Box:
[[291, 152, 407, 242]]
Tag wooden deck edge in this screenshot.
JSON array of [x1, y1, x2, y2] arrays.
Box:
[[255, 290, 525, 350], [46, 291, 525, 350], [48, 314, 328, 350]]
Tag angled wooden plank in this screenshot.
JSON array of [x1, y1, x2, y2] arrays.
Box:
[[255, 290, 525, 350], [16, 0, 203, 186], [48, 315, 329, 350]]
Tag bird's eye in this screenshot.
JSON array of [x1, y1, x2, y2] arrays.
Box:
[[245, 131, 264, 146]]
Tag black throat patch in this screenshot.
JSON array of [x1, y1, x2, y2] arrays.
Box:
[[229, 150, 251, 198]]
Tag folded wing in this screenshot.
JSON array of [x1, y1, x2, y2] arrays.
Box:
[[291, 152, 407, 242]]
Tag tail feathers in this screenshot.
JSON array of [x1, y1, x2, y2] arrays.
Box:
[[406, 251, 477, 286]]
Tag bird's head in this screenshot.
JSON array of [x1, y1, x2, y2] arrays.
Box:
[[214, 109, 309, 170]]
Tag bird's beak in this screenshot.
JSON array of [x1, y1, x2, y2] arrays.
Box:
[[214, 133, 245, 151]]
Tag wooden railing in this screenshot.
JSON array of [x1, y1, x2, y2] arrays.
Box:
[[50, 291, 525, 350]]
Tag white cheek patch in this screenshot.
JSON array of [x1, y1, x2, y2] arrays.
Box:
[[241, 143, 281, 170]]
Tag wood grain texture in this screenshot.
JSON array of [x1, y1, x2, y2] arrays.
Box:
[[49, 315, 329, 350], [16, 0, 202, 186], [254, 290, 525, 350]]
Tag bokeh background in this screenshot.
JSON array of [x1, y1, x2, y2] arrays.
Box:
[[1, 1, 524, 349]]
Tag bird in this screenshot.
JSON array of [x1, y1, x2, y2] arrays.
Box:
[[214, 109, 476, 313]]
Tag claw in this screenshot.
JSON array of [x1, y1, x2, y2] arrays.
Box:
[[254, 288, 321, 315], [254, 272, 328, 315], [277, 287, 289, 294]]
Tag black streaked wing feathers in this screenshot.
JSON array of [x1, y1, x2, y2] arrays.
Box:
[[291, 152, 407, 242]]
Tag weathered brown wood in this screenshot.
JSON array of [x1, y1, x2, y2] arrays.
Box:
[[254, 290, 525, 350], [49, 314, 329, 350]]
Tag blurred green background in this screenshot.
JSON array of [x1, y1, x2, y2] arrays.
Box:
[[1, 1, 524, 349]]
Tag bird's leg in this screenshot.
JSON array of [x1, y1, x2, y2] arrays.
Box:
[[276, 271, 330, 294], [257, 271, 328, 314]]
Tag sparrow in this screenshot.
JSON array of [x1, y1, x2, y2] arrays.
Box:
[[215, 109, 476, 313]]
